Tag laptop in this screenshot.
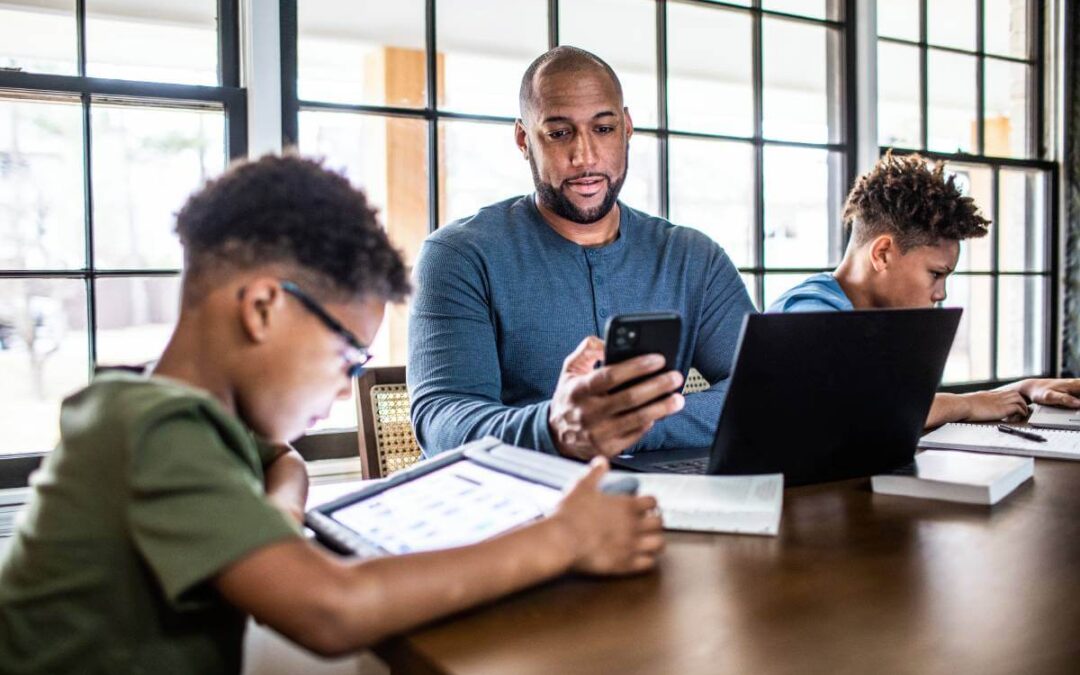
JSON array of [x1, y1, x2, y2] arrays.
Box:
[[611, 308, 961, 486], [1027, 404, 1080, 431]]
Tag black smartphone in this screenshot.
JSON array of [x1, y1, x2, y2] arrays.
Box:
[[602, 312, 682, 395]]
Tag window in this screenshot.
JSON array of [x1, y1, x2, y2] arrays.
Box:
[[283, 0, 853, 430], [0, 0, 244, 457], [876, 0, 1055, 384]]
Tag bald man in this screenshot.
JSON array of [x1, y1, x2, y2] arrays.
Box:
[[408, 46, 755, 461]]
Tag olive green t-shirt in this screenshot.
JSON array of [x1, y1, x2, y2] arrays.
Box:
[[0, 372, 301, 674]]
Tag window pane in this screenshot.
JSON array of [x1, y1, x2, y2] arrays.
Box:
[[927, 50, 977, 154], [0, 98, 85, 270], [741, 273, 760, 311], [299, 110, 430, 267], [998, 169, 1047, 272], [763, 273, 810, 310], [91, 104, 225, 270], [437, 0, 547, 117], [877, 42, 921, 149], [667, 2, 753, 137], [947, 163, 993, 272], [0, 278, 88, 454], [763, 20, 841, 144], [942, 274, 992, 383], [86, 1, 217, 85], [623, 131, 660, 216], [559, 0, 658, 128], [0, 0, 77, 75], [997, 275, 1047, 378], [984, 58, 1031, 158], [763, 146, 841, 269], [669, 137, 755, 268], [95, 276, 179, 367], [985, 0, 1029, 59], [927, 0, 976, 51], [439, 120, 534, 226], [762, 0, 841, 21], [298, 0, 427, 107], [877, 0, 919, 41]]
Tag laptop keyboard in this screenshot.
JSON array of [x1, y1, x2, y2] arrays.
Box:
[[653, 457, 709, 474]]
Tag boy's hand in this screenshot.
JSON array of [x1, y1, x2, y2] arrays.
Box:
[[264, 445, 309, 525], [960, 390, 1030, 422], [1015, 378, 1080, 409], [550, 457, 664, 576]]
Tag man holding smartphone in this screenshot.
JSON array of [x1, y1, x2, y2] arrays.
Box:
[[408, 46, 755, 460]]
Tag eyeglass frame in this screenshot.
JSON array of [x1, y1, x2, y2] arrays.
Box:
[[279, 280, 374, 377]]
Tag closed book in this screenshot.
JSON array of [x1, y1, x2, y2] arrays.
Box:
[[633, 473, 783, 536], [871, 450, 1033, 505]]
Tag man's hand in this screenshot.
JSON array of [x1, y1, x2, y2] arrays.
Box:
[[548, 336, 685, 460], [550, 457, 665, 576], [1013, 378, 1080, 409]]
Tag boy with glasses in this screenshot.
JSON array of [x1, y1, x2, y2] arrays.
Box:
[[0, 155, 664, 673]]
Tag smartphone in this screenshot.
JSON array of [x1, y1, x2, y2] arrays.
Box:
[[603, 312, 682, 395]]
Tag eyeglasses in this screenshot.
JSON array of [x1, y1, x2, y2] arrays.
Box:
[[280, 280, 374, 377]]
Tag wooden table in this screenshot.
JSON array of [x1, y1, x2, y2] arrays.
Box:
[[375, 460, 1080, 675]]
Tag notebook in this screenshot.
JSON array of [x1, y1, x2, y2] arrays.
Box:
[[1028, 405, 1080, 431], [871, 450, 1033, 505], [919, 423, 1080, 461], [630, 473, 783, 536]]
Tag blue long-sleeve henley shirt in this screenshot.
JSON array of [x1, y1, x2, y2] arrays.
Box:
[[407, 195, 755, 456]]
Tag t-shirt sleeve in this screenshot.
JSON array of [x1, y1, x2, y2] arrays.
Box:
[[127, 410, 301, 608]]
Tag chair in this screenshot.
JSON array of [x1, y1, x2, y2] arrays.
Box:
[[683, 367, 711, 394], [353, 365, 710, 480], [354, 366, 424, 480]]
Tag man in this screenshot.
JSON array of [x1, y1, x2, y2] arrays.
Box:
[[769, 151, 1080, 427], [0, 155, 664, 673], [409, 46, 755, 459]]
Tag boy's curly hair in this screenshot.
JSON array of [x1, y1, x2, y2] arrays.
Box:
[[175, 154, 410, 304], [844, 151, 990, 252]]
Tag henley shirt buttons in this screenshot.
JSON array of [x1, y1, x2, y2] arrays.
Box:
[[599, 309, 608, 317]]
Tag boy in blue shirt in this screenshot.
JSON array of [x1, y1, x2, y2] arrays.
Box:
[[769, 152, 1079, 427], [0, 155, 664, 673]]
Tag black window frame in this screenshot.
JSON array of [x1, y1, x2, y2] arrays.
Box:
[[0, 0, 247, 485], [279, 0, 858, 458], [281, 0, 859, 310], [877, 0, 1059, 391]]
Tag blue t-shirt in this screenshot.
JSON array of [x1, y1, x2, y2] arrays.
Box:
[[766, 272, 854, 313], [408, 196, 756, 456]]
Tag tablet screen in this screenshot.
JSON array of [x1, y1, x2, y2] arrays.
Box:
[[330, 461, 563, 555]]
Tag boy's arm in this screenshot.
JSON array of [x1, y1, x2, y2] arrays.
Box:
[[264, 445, 309, 526], [925, 391, 1030, 428], [214, 460, 663, 657]]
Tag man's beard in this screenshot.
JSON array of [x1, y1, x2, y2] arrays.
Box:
[[530, 148, 629, 225]]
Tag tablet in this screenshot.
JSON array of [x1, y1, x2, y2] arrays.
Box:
[[305, 437, 638, 558]]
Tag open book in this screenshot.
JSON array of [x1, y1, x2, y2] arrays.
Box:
[[919, 423, 1080, 461], [631, 473, 783, 536]]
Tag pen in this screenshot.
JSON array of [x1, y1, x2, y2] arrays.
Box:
[[997, 424, 1047, 443]]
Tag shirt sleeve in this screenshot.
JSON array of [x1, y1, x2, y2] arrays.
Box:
[[408, 239, 558, 456], [773, 295, 847, 313], [635, 249, 756, 451], [128, 410, 301, 608]]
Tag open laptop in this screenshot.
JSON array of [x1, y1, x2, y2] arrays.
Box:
[[611, 308, 961, 486]]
